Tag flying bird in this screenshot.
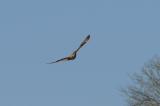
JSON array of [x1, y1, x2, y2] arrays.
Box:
[[48, 35, 90, 64]]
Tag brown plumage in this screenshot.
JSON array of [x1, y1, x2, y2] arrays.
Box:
[[47, 35, 90, 64]]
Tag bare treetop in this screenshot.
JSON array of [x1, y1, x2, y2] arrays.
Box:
[[122, 56, 160, 106]]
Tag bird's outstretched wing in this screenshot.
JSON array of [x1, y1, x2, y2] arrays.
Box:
[[47, 35, 90, 64], [47, 57, 68, 64], [75, 35, 90, 52]]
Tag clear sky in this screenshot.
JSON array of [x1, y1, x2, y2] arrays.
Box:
[[0, 0, 160, 106]]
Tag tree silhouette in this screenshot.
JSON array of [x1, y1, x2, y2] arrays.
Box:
[[122, 57, 160, 106]]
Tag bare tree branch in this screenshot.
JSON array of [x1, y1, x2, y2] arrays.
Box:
[[122, 57, 160, 106]]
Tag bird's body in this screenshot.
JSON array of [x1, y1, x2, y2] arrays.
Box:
[[48, 35, 90, 64], [67, 52, 77, 60]]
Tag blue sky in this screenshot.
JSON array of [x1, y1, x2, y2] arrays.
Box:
[[0, 0, 160, 106]]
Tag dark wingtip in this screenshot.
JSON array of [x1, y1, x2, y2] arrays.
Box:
[[46, 62, 56, 64], [87, 34, 90, 39]]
